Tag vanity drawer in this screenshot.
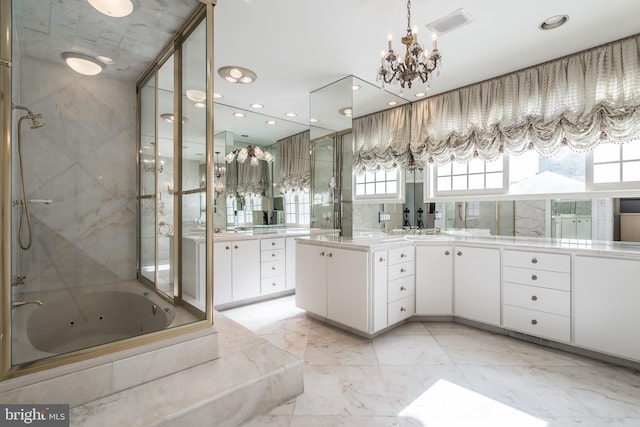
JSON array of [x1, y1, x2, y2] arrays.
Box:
[[388, 294, 415, 325], [388, 276, 415, 303], [262, 249, 285, 262], [388, 246, 415, 265], [503, 282, 570, 316], [261, 238, 285, 251], [388, 261, 414, 281], [503, 305, 570, 343], [261, 276, 286, 295], [261, 260, 286, 278], [503, 250, 570, 273], [503, 266, 570, 291]]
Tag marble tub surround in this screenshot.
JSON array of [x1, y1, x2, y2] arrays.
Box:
[[226, 296, 640, 427]]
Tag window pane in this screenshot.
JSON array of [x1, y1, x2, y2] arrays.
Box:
[[437, 163, 451, 176], [452, 175, 467, 190], [468, 158, 484, 174], [375, 182, 386, 194], [468, 174, 484, 189], [623, 141, 640, 161], [486, 172, 503, 189], [594, 143, 620, 163], [355, 183, 366, 195], [355, 173, 365, 183], [437, 177, 451, 191], [485, 156, 503, 172], [623, 160, 640, 182], [387, 181, 397, 193], [509, 146, 584, 194], [375, 169, 386, 181], [365, 183, 375, 194], [452, 162, 467, 175], [593, 163, 620, 183], [365, 171, 376, 182]]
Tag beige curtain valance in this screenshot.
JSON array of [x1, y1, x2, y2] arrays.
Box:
[[275, 130, 311, 193], [410, 35, 640, 164]]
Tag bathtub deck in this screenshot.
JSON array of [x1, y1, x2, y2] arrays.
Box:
[[68, 312, 304, 426]]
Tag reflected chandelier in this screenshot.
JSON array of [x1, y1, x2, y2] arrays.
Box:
[[377, 0, 442, 90], [225, 145, 273, 166]]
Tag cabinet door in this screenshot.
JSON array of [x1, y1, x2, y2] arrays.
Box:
[[454, 246, 501, 326], [213, 241, 233, 306], [285, 237, 297, 289], [575, 256, 640, 361], [415, 245, 453, 315], [372, 249, 388, 332], [327, 247, 369, 332], [231, 239, 261, 301], [295, 243, 328, 317]]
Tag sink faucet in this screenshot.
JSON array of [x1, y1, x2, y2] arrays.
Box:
[[12, 300, 44, 308]]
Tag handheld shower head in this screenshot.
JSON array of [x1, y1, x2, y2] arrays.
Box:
[[12, 104, 45, 128]]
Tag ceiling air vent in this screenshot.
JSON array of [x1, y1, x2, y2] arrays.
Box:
[[426, 8, 474, 36]]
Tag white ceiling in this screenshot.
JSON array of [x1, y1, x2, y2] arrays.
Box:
[[13, 0, 640, 154]]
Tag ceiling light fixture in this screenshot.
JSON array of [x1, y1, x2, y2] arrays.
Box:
[[225, 145, 273, 166], [310, 118, 319, 123], [193, 102, 206, 109], [265, 120, 277, 125], [414, 92, 427, 98], [352, 85, 361, 91], [539, 15, 569, 30], [387, 101, 398, 106], [377, 0, 442, 90], [87, 0, 134, 18], [285, 112, 297, 118], [250, 103, 264, 109], [218, 66, 257, 84], [186, 89, 206, 102], [61, 52, 105, 76], [96, 55, 114, 64], [338, 107, 353, 117], [233, 112, 245, 118], [213, 93, 223, 99], [160, 113, 187, 124]]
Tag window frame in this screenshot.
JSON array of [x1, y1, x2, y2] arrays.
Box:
[[353, 167, 405, 204], [432, 156, 508, 198], [284, 190, 310, 227]]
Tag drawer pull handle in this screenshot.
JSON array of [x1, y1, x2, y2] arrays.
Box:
[[401, 253, 407, 258], [379, 257, 385, 262], [457, 251, 462, 256], [531, 274, 538, 281], [531, 319, 538, 325], [327, 253, 333, 258], [444, 250, 450, 255], [531, 257, 538, 264], [531, 295, 538, 301], [400, 307, 406, 312], [320, 251, 325, 256], [400, 286, 406, 291], [400, 268, 406, 273], [234, 245, 239, 250]]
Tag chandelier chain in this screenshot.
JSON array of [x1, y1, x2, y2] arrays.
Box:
[[407, 0, 411, 30]]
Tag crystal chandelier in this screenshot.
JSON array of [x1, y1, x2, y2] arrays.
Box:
[[225, 145, 273, 167], [377, 0, 442, 90]]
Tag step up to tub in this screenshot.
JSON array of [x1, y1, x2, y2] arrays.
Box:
[[69, 314, 304, 427]]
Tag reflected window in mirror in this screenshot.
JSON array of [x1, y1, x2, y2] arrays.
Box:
[[435, 157, 505, 196], [354, 167, 404, 203], [285, 191, 310, 226]]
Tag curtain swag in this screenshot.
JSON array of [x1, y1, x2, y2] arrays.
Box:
[[226, 159, 270, 197], [411, 35, 640, 164], [275, 130, 311, 193]]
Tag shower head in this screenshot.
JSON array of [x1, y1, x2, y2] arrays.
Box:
[[12, 104, 45, 129]]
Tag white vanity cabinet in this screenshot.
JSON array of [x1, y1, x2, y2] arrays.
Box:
[[260, 237, 286, 295], [295, 243, 330, 317], [386, 246, 415, 325], [183, 238, 206, 311], [213, 239, 261, 304], [415, 245, 453, 315], [574, 255, 640, 362], [213, 241, 233, 306], [502, 250, 571, 342], [454, 246, 501, 326], [285, 237, 297, 289]]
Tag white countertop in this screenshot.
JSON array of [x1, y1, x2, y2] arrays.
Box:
[[182, 228, 340, 242]]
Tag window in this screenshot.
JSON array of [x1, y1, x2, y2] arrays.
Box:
[[284, 191, 310, 226], [226, 195, 262, 226], [354, 168, 404, 202], [509, 147, 585, 195], [588, 140, 640, 189], [435, 157, 505, 195]]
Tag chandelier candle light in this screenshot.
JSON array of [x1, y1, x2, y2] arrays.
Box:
[[225, 145, 274, 167], [377, 0, 442, 89]]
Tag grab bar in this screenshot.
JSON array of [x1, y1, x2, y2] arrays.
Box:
[[12, 300, 44, 308]]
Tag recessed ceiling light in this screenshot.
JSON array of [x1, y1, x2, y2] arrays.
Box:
[[352, 85, 361, 91], [233, 112, 245, 118], [186, 89, 206, 102], [193, 102, 206, 109], [218, 66, 257, 84], [160, 113, 187, 124], [387, 101, 398, 106], [539, 15, 569, 30], [309, 118, 319, 123], [61, 52, 105, 76], [213, 93, 223, 99], [414, 92, 427, 98], [96, 55, 114, 64], [250, 103, 264, 109], [285, 112, 297, 118], [338, 107, 352, 117], [87, 0, 134, 17], [265, 120, 277, 125]]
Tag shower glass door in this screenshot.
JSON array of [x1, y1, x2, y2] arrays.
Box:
[[139, 74, 156, 284]]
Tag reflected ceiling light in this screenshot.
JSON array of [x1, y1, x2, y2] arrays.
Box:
[[213, 93, 223, 99], [539, 15, 569, 30], [309, 118, 319, 123], [225, 145, 273, 166], [218, 66, 257, 84], [338, 107, 353, 117], [160, 113, 187, 124], [285, 112, 297, 118], [250, 103, 264, 109], [193, 102, 206, 109], [415, 92, 427, 98], [377, 0, 442, 89], [387, 101, 398, 106], [61, 52, 105, 76], [265, 120, 277, 125], [186, 89, 206, 102], [96, 55, 114, 64], [233, 112, 245, 118], [352, 85, 361, 91], [87, 0, 134, 17]]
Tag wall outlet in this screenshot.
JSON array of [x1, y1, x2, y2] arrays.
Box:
[[378, 212, 391, 223]]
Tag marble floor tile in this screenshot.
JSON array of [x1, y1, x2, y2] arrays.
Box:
[[423, 320, 493, 335], [384, 321, 430, 335], [304, 324, 378, 366], [434, 333, 531, 366], [373, 333, 453, 366]]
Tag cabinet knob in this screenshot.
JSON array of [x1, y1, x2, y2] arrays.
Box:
[[327, 253, 333, 258], [531, 257, 538, 264], [400, 307, 406, 312], [400, 286, 406, 291], [272, 267, 276, 270], [400, 268, 406, 273], [272, 241, 276, 246], [225, 246, 230, 250], [272, 282, 277, 286], [379, 257, 385, 262], [531, 295, 538, 301], [457, 251, 462, 256], [444, 250, 450, 255], [272, 253, 276, 257], [234, 245, 239, 250], [531, 319, 538, 325], [531, 274, 538, 281], [401, 253, 407, 258], [320, 251, 325, 256]]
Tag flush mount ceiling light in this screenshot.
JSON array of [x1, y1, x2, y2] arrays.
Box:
[[250, 103, 264, 109], [218, 66, 257, 84], [309, 118, 319, 123], [377, 0, 442, 89], [387, 101, 398, 106], [265, 120, 277, 125], [87, 0, 134, 18], [61, 52, 105, 76], [193, 102, 206, 109], [233, 112, 245, 118], [285, 112, 297, 118], [186, 89, 206, 103], [539, 15, 569, 30], [338, 107, 353, 117], [414, 92, 427, 98], [352, 85, 361, 91]]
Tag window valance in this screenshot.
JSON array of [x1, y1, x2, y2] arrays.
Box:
[[275, 130, 310, 193], [411, 35, 640, 164], [352, 104, 411, 173], [226, 160, 270, 197]]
